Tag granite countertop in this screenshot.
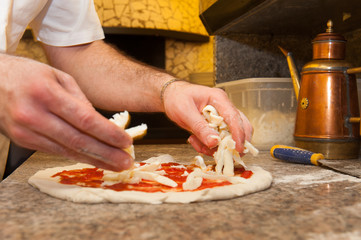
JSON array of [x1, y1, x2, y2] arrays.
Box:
[[1, 144, 361, 240]]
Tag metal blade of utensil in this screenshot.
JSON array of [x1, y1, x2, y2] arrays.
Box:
[[270, 145, 361, 178], [317, 159, 361, 178]]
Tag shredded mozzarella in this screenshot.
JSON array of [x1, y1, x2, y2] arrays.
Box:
[[183, 168, 203, 190], [194, 156, 207, 170], [102, 155, 177, 188], [182, 166, 249, 190], [109, 111, 129, 129], [170, 165, 187, 169], [142, 154, 175, 164], [132, 171, 177, 187], [109, 111, 147, 159], [244, 140, 259, 156], [201, 105, 259, 177], [104, 107, 259, 192]]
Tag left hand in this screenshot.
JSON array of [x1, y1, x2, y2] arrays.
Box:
[[162, 81, 253, 156]]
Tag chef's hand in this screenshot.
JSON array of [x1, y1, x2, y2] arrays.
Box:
[[162, 81, 253, 156], [0, 54, 133, 171]]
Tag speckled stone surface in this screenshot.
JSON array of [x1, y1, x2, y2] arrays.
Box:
[[1, 144, 361, 240], [215, 29, 361, 83], [215, 34, 312, 83]]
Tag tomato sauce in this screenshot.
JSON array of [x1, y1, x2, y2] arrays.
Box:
[[52, 162, 253, 192]]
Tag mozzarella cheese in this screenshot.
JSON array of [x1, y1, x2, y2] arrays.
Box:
[[105, 107, 258, 191], [194, 155, 207, 170], [109, 111, 130, 129], [201, 105, 258, 177], [109, 111, 147, 159], [102, 159, 177, 188]]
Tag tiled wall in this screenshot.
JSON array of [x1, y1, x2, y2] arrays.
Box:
[[94, 0, 208, 36], [166, 37, 213, 80], [16, 39, 48, 64], [94, 0, 214, 81]]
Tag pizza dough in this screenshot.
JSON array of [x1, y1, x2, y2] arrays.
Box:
[[28, 155, 272, 204], [28, 106, 273, 204]]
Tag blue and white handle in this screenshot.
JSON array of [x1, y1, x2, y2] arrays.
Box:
[[270, 145, 325, 165]]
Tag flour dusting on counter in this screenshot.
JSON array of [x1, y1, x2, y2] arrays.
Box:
[[306, 230, 361, 240], [274, 169, 361, 186], [343, 203, 361, 216]]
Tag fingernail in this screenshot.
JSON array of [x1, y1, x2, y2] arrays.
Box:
[[122, 157, 134, 169], [207, 134, 220, 148]]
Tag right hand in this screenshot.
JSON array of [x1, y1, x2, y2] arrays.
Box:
[[0, 54, 133, 171], [162, 81, 253, 156]]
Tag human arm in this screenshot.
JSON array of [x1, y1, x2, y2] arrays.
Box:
[[42, 40, 253, 155], [42, 40, 169, 113]]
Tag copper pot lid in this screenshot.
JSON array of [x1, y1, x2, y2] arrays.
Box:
[[311, 20, 346, 60], [312, 20, 346, 43]]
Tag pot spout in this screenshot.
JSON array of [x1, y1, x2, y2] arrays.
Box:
[[279, 46, 300, 100]]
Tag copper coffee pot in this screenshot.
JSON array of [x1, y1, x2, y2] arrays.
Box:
[[280, 20, 361, 159]]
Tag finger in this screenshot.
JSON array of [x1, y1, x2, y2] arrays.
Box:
[[73, 148, 133, 171], [73, 154, 133, 172], [37, 68, 132, 149], [188, 135, 217, 156], [9, 123, 133, 171], [238, 110, 253, 141], [42, 83, 133, 149], [26, 107, 133, 166], [177, 103, 220, 149], [210, 97, 248, 153]]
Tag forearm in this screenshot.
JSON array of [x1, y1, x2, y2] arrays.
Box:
[[42, 40, 175, 112]]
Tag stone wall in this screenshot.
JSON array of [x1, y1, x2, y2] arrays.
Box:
[[215, 30, 361, 83], [214, 34, 312, 83]]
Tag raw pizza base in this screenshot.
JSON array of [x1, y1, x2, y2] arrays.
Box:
[[28, 163, 272, 204]]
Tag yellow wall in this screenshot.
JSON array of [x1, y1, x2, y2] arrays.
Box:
[[94, 0, 214, 83], [166, 37, 214, 82], [16, 39, 47, 64], [94, 0, 208, 36]]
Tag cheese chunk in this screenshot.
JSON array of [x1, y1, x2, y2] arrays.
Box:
[[109, 111, 130, 129], [102, 155, 178, 188], [183, 168, 203, 190], [201, 105, 258, 176], [109, 111, 147, 159], [194, 156, 207, 170]]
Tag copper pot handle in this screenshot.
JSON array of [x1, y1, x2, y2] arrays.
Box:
[[347, 67, 361, 74], [349, 117, 361, 136], [345, 67, 361, 136]]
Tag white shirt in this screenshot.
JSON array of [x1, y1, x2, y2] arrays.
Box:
[[0, 0, 105, 53]]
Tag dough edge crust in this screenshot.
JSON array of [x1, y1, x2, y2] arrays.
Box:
[[28, 163, 272, 204]]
